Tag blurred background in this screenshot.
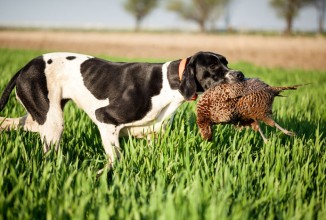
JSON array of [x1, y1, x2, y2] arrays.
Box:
[[0, 0, 325, 70]]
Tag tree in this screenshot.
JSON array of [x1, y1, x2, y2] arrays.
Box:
[[303, 0, 326, 33], [270, 0, 304, 34], [124, 0, 159, 31], [167, 0, 231, 32]]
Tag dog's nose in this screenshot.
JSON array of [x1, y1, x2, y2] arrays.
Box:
[[235, 71, 244, 81]]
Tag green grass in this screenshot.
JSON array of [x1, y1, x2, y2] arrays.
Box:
[[0, 48, 325, 219]]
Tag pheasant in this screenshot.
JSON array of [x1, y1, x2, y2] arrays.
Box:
[[196, 78, 304, 142]]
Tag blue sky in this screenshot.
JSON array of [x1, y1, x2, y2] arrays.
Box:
[[0, 0, 322, 31]]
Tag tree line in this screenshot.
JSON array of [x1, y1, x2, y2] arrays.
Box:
[[123, 0, 326, 34]]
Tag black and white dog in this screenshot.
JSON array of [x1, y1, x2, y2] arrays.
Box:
[[0, 51, 244, 168]]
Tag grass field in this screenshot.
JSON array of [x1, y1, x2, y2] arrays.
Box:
[[0, 48, 325, 219]]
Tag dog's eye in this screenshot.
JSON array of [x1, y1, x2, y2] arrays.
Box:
[[209, 64, 217, 70]]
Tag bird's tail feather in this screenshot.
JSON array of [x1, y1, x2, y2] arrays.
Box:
[[272, 83, 310, 95]]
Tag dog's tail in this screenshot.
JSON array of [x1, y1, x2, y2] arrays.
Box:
[[0, 70, 22, 112]]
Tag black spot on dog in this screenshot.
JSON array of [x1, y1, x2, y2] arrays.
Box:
[[16, 56, 49, 125], [66, 56, 76, 60], [47, 59, 53, 64], [80, 58, 163, 125]]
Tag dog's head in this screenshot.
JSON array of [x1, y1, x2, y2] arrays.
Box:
[[179, 51, 245, 100]]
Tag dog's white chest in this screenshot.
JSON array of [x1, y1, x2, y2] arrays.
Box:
[[127, 62, 183, 127]]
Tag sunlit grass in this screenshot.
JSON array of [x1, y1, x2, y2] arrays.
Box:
[[0, 48, 325, 219]]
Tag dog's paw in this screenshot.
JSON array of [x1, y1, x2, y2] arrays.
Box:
[[96, 161, 114, 178]]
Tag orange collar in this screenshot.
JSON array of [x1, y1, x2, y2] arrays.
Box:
[[178, 58, 198, 101], [178, 58, 187, 81]]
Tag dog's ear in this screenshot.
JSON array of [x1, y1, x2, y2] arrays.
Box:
[[179, 60, 197, 100]]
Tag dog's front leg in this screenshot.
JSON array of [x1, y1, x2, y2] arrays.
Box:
[[97, 123, 122, 175]]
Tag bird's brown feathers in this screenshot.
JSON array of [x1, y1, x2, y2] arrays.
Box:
[[196, 78, 304, 142]]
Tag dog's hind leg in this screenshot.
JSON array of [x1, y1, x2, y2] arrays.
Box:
[[1, 116, 23, 131], [4, 107, 66, 154], [0, 114, 39, 132], [38, 103, 64, 153], [0, 111, 63, 152]]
